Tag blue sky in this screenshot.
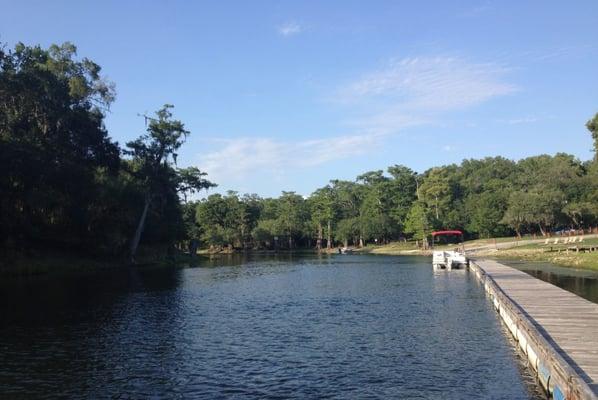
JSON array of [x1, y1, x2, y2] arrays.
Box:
[[2, 1, 597, 197]]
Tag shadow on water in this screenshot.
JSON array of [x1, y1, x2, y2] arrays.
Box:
[[500, 260, 598, 304], [0, 254, 545, 399], [193, 251, 338, 268], [0, 265, 184, 327]]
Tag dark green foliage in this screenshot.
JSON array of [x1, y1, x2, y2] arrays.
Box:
[[191, 140, 598, 250], [0, 42, 213, 262], [387, 165, 418, 230], [0, 42, 120, 254], [124, 104, 215, 261], [2, 41, 597, 259], [587, 113, 598, 158], [404, 201, 431, 243], [194, 128, 598, 249]]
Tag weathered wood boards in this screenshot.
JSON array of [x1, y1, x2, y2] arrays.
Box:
[[471, 259, 598, 400]]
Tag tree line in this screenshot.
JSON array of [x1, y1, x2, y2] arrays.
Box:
[[192, 135, 598, 251], [2, 41, 598, 261], [0, 42, 214, 263]]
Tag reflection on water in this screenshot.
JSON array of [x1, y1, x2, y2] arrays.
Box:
[[0, 255, 543, 399], [502, 260, 598, 304]]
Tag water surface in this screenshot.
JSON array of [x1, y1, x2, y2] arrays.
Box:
[[0, 255, 542, 399]]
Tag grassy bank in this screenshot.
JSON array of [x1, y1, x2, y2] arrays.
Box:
[[488, 249, 598, 270], [362, 235, 598, 271], [474, 244, 598, 271]]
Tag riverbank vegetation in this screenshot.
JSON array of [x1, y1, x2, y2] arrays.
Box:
[[0, 42, 214, 272], [193, 119, 598, 252], [2, 41, 598, 273]]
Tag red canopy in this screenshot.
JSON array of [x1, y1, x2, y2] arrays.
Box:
[[431, 230, 463, 237]]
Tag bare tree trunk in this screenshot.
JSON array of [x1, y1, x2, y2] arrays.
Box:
[[327, 220, 332, 250], [130, 193, 151, 263], [188, 239, 198, 259], [538, 224, 546, 237], [316, 222, 322, 251]]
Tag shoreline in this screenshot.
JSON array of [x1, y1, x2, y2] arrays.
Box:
[[474, 248, 598, 271], [4, 240, 597, 277], [0, 248, 325, 277], [358, 241, 598, 271], [0, 251, 191, 277]]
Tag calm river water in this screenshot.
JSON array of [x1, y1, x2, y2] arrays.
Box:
[[0, 255, 543, 399]]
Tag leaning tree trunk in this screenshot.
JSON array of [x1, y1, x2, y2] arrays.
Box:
[[130, 193, 151, 264], [327, 220, 332, 250]]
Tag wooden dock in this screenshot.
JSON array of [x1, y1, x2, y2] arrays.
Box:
[[470, 259, 598, 400]]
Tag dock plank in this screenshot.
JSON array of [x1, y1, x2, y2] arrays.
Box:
[[474, 260, 598, 398]]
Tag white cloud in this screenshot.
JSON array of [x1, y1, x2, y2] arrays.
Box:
[[199, 55, 518, 192], [345, 108, 429, 135], [331, 56, 517, 140], [199, 132, 387, 185], [278, 22, 302, 37], [458, 2, 492, 18], [497, 116, 538, 125], [338, 56, 517, 111]]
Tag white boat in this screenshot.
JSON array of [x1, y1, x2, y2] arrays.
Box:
[[432, 250, 469, 270], [431, 230, 469, 271]]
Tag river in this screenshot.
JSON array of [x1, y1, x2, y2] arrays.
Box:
[[0, 255, 543, 399]]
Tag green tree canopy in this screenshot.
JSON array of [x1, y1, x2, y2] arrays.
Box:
[[125, 105, 213, 261], [0, 41, 120, 251], [587, 112, 598, 158]]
